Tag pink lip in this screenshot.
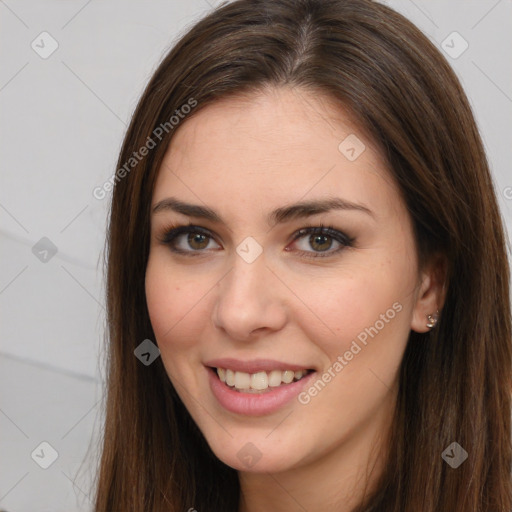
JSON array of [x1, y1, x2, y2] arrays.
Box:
[[206, 366, 316, 416], [204, 358, 314, 374]]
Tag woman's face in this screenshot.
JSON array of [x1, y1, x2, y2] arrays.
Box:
[[145, 87, 438, 475]]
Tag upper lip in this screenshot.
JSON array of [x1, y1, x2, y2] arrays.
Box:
[[204, 358, 315, 374]]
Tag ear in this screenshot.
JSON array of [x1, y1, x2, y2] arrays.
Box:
[[411, 253, 448, 333]]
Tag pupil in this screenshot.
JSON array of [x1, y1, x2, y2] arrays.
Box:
[[311, 234, 331, 251], [189, 233, 208, 249]]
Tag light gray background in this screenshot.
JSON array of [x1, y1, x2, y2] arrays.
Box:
[[1, 0, 511, 510]]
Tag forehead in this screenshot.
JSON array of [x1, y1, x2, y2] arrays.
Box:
[[153, 87, 399, 221]]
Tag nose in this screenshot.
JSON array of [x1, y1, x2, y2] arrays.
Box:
[[212, 250, 287, 341]]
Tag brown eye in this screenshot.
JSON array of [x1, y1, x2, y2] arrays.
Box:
[[160, 224, 353, 258], [187, 232, 210, 250], [290, 225, 354, 258], [308, 234, 333, 252], [161, 225, 221, 255]]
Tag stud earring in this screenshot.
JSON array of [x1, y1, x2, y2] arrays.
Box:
[[426, 310, 439, 329]]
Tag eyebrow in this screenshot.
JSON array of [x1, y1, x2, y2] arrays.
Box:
[[152, 196, 374, 226]]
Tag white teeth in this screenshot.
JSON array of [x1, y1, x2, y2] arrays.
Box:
[[251, 371, 268, 390], [225, 369, 235, 387], [234, 371, 251, 390], [215, 367, 310, 392], [268, 370, 282, 387], [282, 370, 294, 384]]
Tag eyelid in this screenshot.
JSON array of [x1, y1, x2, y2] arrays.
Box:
[[159, 223, 214, 245], [290, 224, 353, 245]]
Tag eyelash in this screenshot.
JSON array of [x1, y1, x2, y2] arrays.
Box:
[[158, 222, 355, 259]]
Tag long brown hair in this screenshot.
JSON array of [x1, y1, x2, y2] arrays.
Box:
[[93, 0, 512, 510]]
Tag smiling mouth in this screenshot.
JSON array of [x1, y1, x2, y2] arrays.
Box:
[[212, 367, 314, 393]]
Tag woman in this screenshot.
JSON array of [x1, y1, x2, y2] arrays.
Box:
[[93, 0, 512, 510]]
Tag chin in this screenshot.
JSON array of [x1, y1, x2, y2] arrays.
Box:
[[203, 432, 306, 474]]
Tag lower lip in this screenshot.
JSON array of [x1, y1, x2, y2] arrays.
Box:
[[207, 367, 316, 416]]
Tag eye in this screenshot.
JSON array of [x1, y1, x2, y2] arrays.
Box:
[[158, 223, 354, 258], [288, 225, 354, 258], [159, 224, 220, 255]]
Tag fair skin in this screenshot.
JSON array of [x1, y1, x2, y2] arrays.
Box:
[[145, 87, 444, 512]]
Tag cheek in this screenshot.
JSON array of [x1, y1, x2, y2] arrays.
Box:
[[145, 255, 209, 351], [292, 270, 412, 423], [286, 250, 417, 388], [294, 268, 410, 348]]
